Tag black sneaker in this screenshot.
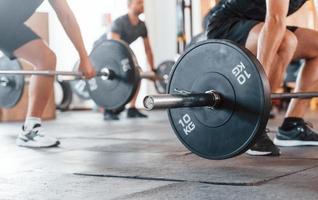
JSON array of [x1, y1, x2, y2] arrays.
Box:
[[246, 130, 281, 156], [275, 121, 318, 147], [127, 108, 148, 119], [104, 110, 120, 121], [269, 109, 276, 119]]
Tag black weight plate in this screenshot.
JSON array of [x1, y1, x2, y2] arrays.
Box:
[[87, 40, 140, 110], [55, 80, 73, 111], [167, 40, 271, 160], [71, 61, 91, 100], [154, 60, 175, 94], [0, 57, 24, 108]]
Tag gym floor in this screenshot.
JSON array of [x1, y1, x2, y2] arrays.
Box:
[[0, 111, 318, 200]]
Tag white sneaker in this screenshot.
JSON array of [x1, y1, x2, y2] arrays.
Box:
[[16, 124, 60, 148]]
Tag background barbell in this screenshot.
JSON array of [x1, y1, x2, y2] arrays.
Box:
[[0, 40, 171, 110]]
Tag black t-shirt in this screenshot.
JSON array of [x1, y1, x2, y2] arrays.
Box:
[[0, 0, 44, 25], [111, 14, 148, 45], [208, 0, 307, 21]]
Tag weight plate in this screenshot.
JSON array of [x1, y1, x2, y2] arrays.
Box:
[[71, 61, 91, 100], [154, 60, 175, 94], [167, 40, 271, 160], [87, 40, 140, 110], [0, 57, 24, 108], [55, 80, 73, 111]]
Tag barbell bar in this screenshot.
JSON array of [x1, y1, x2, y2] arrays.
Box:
[[144, 91, 221, 110], [144, 92, 318, 110], [0, 67, 160, 110], [0, 39, 164, 110], [0, 68, 158, 80]]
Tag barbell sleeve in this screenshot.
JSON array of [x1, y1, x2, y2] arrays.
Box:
[[0, 76, 10, 87], [143, 91, 221, 110]]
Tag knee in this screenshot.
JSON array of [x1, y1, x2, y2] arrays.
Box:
[[278, 31, 298, 56], [35, 49, 57, 70]]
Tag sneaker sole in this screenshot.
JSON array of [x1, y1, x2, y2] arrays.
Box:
[[127, 116, 148, 119], [274, 138, 318, 147], [16, 139, 60, 148], [246, 149, 273, 156], [104, 118, 120, 121]]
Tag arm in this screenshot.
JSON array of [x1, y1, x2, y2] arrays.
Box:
[[258, 0, 289, 70], [110, 18, 123, 41], [110, 32, 121, 41], [313, 0, 318, 30], [143, 37, 155, 71], [49, 0, 95, 78]]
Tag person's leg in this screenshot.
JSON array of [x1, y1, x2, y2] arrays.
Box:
[[14, 39, 59, 148], [104, 85, 148, 120], [103, 109, 120, 121], [14, 39, 56, 118], [285, 28, 318, 117], [129, 87, 139, 108], [245, 23, 298, 91], [244, 23, 298, 156], [275, 28, 318, 147], [127, 84, 147, 118]]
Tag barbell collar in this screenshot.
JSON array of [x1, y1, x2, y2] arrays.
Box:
[[98, 68, 114, 80], [0, 76, 10, 87], [143, 91, 221, 110]]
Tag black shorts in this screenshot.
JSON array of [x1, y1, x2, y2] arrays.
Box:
[[0, 0, 43, 60], [0, 23, 40, 60], [207, 18, 298, 46]]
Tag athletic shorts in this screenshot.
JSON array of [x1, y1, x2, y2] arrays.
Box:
[[0, 23, 40, 60], [207, 17, 298, 46], [0, 0, 43, 59]]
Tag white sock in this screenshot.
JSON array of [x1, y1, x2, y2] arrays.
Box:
[[24, 117, 42, 132]]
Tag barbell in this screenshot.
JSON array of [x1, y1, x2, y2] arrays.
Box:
[[143, 39, 318, 160], [0, 40, 167, 110], [71, 59, 175, 101]]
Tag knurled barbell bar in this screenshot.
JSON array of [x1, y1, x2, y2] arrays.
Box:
[[70, 59, 175, 101], [143, 39, 318, 160], [0, 67, 157, 81], [0, 40, 162, 110], [144, 92, 318, 110]]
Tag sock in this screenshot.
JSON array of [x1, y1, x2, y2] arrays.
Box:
[[23, 117, 42, 132], [280, 117, 304, 131]]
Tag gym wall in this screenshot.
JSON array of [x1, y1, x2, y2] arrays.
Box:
[[37, 0, 128, 70]]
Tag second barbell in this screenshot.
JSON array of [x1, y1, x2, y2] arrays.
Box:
[[0, 40, 164, 110]]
